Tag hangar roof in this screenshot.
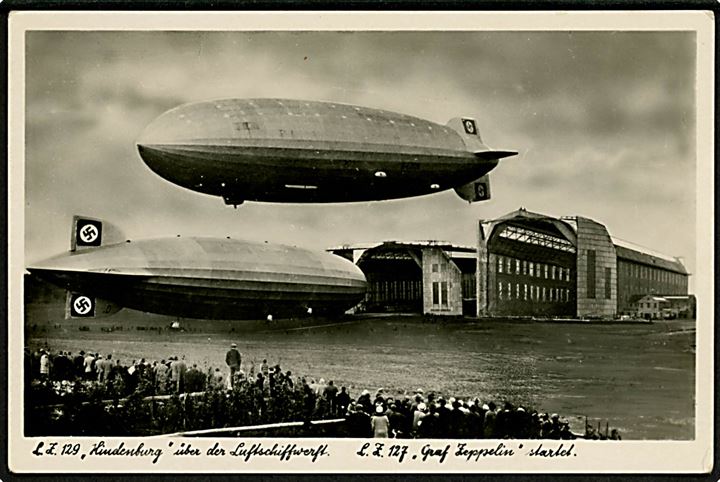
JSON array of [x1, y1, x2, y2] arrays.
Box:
[[613, 243, 688, 275], [328, 240, 475, 253], [484, 208, 689, 276]]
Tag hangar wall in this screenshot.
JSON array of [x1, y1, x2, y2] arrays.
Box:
[[574, 217, 617, 318], [476, 222, 490, 317], [422, 248, 463, 315]]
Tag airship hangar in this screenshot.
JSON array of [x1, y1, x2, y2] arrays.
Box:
[[329, 208, 690, 320]]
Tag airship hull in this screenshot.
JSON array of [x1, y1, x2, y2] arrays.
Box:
[[30, 236, 367, 320], [138, 143, 493, 203], [137, 99, 514, 204]]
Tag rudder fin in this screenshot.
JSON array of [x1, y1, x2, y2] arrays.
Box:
[[70, 215, 126, 252], [454, 174, 492, 203], [65, 292, 122, 319]]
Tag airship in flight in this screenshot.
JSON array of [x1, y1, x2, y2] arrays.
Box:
[[137, 98, 516, 207], [28, 216, 367, 320]]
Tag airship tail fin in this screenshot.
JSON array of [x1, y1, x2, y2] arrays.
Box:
[[70, 215, 126, 252], [65, 291, 122, 319], [454, 174, 492, 203], [447, 117, 490, 152], [447, 118, 518, 162]]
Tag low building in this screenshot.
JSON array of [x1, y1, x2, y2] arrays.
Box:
[[634, 294, 696, 319], [636, 295, 671, 320]]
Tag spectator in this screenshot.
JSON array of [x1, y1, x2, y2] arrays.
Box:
[[324, 380, 338, 416], [98, 354, 113, 384], [73, 351, 85, 378], [484, 402, 497, 438], [83, 351, 95, 381], [412, 402, 426, 434], [337, 386, 351, 415], [210, 368, 225, 390], [371, 404, 390, 438], [388, 403, 407, 438], [170, 356, 186, 393], [185, 364, 205, 393], [417, 404, 438, 438], [225, 343, 242, 388], [39, 350, 51, 379], [346, 402, 371, 437]]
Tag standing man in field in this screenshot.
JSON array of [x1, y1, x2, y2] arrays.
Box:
[[225, 343, 242, 389]]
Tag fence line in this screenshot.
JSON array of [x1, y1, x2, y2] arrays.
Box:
[[153, 418, 346, 438]]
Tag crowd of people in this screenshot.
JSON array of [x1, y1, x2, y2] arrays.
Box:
[[25, 343, 617, 440]]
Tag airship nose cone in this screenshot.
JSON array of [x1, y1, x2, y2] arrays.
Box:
[[136, 103, 194, 146]]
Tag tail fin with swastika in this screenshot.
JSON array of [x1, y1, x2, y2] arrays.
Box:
[[64, 292, 121, 319], [70, 215, 126, 252]]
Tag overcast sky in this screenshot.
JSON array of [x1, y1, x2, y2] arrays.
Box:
[[24, 30, 697, 284]]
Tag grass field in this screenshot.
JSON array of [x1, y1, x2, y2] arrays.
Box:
[[25, 303, 695, 440]]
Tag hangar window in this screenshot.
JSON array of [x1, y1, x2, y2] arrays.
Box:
[[507, 282, 512, 299], [587, 249, 596, 299], [432, 264, 439, 273], [523, 284, 528, 300], [498, 224, 576, 253], [498, 282, 503, 300], [551, 266, 556, 279], [544, 264, 549, 279], [604, 268, 611, 299], [498, 257, 503, 273], [529, 262, 534, 277], [515, 283, 520, 299], [542, 287, 546, 302], [506, 258, 512, 273], [515, 259, 520, 275], [432, 282, 449, 308]]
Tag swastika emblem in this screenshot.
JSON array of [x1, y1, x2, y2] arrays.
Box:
[[79, 224, 99, 243], [73, 296, 93, 315], [76, 220, 102, 247], [463, 119, 477, 135]]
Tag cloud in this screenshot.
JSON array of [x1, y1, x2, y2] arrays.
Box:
[[23, 30, 698, 280]]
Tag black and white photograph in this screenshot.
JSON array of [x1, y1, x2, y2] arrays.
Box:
[[7, 11, 714, 474]]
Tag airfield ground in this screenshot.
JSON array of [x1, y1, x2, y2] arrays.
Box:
[[25, 304, 695, 440]]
